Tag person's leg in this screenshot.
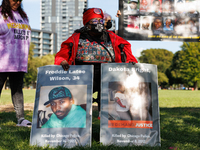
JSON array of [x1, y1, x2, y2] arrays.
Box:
[[93, 64, 101, 120], [95, 76, 101, 112], [0, 73, 8, 129], [0, 73, 8, 95], [9, 72, 25, 121], [93, 64, 101, 111]]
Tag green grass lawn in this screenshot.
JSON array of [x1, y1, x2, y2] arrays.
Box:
[[0, 90, 200, 150], [0, 89, 36, 105], [159, 90, 200, 107]]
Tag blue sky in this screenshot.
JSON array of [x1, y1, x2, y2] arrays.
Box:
[[2, 0, 182, 57]]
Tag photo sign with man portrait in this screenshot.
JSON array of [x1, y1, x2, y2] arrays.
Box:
[[118, 0, 200, 42], [100, 63, 160, 146], [30, 65, 93, 148]]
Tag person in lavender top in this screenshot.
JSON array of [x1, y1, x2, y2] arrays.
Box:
[[0, 0, 31, 127]]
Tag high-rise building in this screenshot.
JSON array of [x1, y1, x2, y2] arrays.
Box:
[[41, 0, 88, 52], [31, 29, 57, 57]]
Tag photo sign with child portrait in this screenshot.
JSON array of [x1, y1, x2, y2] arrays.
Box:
[[118, 0, 200, 42], [100, 63, 160, 146], [30, 65, 93, 148]]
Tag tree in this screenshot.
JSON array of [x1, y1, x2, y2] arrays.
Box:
[[24, 43, 40, 87], [179, 42, 200, 90], [138, 48, 174, 87], [157, 72, 169, 86], [40, 54, 55, 66], [169, 50, 185, 85], [24, 43, 55, 87]]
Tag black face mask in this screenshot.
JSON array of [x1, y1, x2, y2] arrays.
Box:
[[89, 23, 104, 32], [106, 20, 112, 29]]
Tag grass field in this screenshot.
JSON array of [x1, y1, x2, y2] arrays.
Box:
[[0, 90, 200, 150], [158, 90, 200, 107], [0, 89, 36, 105]]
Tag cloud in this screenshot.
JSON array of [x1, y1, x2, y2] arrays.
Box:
[[131, 44, 144, 59], [135, 48, 144, 58]]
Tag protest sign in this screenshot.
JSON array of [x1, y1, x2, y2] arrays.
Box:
[[100, 63, 160, 146], [30, 65, 93, 148], [118, 0, 200, 42]]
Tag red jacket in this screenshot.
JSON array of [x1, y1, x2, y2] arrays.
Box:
[[54, 30, 138, 65]]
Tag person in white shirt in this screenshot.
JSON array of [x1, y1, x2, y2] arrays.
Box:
[[114, 83, 131, 120]]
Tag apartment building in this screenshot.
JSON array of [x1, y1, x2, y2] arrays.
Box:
[[41, 0, 88, 52], [31, 29, 57, 57]]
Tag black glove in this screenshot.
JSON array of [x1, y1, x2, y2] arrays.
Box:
[[60, 60, 70, 71], [129, 61, 136, 65], [106, 20, 112, 29]]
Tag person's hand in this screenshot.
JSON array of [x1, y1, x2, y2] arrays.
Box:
[[116, 10, 121, 17], [60, 60, 70, 71], [129, 61, 136, 65]]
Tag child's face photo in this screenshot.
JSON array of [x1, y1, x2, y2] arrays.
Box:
[[142, 17, 150, 29], [129, 16, 139, 25], [154, 18, 162, 29], [175, 0, 185, 13], [129, 2, 138, 9], [141, 0, 148, 5], [165, 19, 171, 26], [140, 0, 149, 12], [163, 0, 172, 12], [154, 1, 161, 10]]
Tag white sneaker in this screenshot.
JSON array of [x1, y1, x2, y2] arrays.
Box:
[[16, 119, 32, 127]]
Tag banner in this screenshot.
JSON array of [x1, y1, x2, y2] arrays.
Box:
[[30, 65, 93, 148], [100, 63, 160, 146], [118, 0, 200, 42]]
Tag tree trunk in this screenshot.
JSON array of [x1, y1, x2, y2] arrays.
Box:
[[194, 81, 198, 90]]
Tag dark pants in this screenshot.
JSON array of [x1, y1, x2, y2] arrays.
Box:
[[75, 62, 101, 111], [93, 64, 101, 111], [0, 72, 25, 120]]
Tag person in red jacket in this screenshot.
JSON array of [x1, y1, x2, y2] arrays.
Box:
[[54, 8, 138, 117]]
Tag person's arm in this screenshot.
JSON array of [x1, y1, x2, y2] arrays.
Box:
[[107, 31, 138, 63], [117, 36, 138, 63], [115, 96, 126, 108], [114, 92, 126, 108], [114, 10, 122, 35], [116, 10, 121, 18], [54, 41, 71, 65], [41, 119, 50, 128], [54, 37, 74, 71]]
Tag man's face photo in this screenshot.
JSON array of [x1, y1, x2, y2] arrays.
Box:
[[50, 97, 72, 120], [37, 85, 87, 129]]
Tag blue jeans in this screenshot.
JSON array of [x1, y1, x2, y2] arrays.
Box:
[[0, 72, 25, 120]]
